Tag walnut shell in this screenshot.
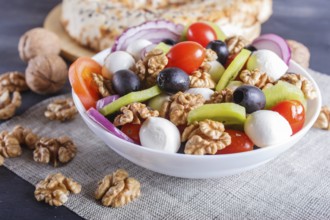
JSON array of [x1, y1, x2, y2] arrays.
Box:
[[18, 28, 61, 62], [26, 55, 67, 95]]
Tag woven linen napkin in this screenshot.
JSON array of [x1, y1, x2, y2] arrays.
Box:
[[1, 69, 330, 220]]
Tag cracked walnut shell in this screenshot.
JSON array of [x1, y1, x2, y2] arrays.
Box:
[[313, 106, 330, 130], [114, 102, 159, 126], [0, 131, 22, 158], [161, 92, 205, 126], [35, 173, 81, 206], [95, 169, 141, 208], [0, 71, 29, 92], [182, 120, 231, 155], [280, 73, 316, 100], [45, 98, 77, 122], [135, 49, 168, 87], [33, 136, 77, 167], [0, 90, 22, 120]]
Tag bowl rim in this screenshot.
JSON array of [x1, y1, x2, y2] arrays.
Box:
[[73, 50, 322, 160]]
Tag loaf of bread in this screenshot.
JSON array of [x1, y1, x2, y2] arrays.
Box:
[[61, 0, 272, 51]]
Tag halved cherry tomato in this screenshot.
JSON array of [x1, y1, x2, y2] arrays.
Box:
[[271, 100, 305, 135], [166, 41, 205, 74], [69, 57, 102, 110], [187, 22, 217, 47], [217, 130, 254, 154], [121, 124, 141, 144]]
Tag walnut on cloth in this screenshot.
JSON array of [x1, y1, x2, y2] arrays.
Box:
[[280, 73, 317, 100], [313, 106, 330, 130], [0, 89, 22, 120], [113, 102, 159, 127], [44, 98, 77, 122], [239, 69, 274, 89], [33, 136, 77, 167], [0, 71, 29, 92], [182, 120, 231, 155], [10, 125, 39, 150], [35, 173, 81, 207], [95, 169, 141, 208], [207, 88, 233, 104], [225, 36, 249, 55], [160, 92, 205, 126], [135, 48, 168, 88], [0, 131, 22, 158]]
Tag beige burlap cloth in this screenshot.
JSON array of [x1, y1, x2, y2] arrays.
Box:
[[2, 69, 330, 220]]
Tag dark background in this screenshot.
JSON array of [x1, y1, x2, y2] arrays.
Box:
[[0, 0, 329, 219]]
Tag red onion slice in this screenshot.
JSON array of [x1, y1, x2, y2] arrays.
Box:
[[111, 20, 184, 52], [252, 34, 291, 65], [96, 95, 120, 110], [87, 108, 135, 143]]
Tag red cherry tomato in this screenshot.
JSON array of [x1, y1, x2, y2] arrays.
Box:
[[271, 100, 305, 135], [187, 22, 217, 47], [69, 57, 102, 110], [121, 124, 141, 144], [166, 41, 205, 74], [217, 130, 254, 154]]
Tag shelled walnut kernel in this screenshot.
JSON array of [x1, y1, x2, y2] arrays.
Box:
[[239, 69, 274, 89], [95, 169, 141, 208], [44, 98, 77, 122], [225, 36, 249, 55], [0, 90, 22, 120], [34, 173, 81, 206], [207, 89, 233, 104], [182, 120, 231, 155], [0, 71, 29, 92], [0, 131, 22, 158], [33, 136, 77, 167], [0, 155, 4, 166], [11, 125, 39, 150], [114, 102, 159, 126], [313, 106, 330, 130], [280, 73, 316, 100]]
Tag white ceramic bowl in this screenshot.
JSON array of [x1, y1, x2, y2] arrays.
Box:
[[72, 49, 322, 179]]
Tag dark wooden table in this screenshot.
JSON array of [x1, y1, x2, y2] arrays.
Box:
[[0, 0, 329, 219]]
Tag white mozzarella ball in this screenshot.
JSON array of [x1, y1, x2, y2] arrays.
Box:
[[139, 117, 181, 153], [103, 51, 135, 78], [247, 49, 288, 81], [185, 88, 214, 101], [244, 110, 292, 148], [126, 39, 153, 60]]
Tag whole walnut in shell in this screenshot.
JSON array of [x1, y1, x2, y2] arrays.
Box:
[[18, 28, 61, 62], [25, 55, 68, 95]]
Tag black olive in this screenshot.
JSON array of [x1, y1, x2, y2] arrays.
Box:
[[157, 67, 189, 94], [233, 85, 266, 114], [206, 40, 229, 66], [112, 69, 141, 96]]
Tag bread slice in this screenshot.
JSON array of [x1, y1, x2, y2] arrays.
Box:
[[61, 0, 272, 51]]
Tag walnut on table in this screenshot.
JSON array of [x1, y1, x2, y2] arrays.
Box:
[[280, 73, 317, 100], [239, 69, 274, 89], [0, 89, 21, 120], [113, 102, 159, 126], [11, 125, 39, 150], [313, 106, 330, 130], [0, 130, 22, 158], [44, 98, 77, 122], [207, 88, 233, 104], [33, 136, 77, 167], [135, 48, 168, 88], [160, 92, 205, 126], [182, 120, 231, 155], [225, 36, 249, 55], [0, 154, 4, 166], [35, 173, 81, 207], [95, 169, 141, 208], [0, 71, 29, 92]]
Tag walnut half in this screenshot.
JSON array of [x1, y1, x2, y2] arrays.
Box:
[[0, 89, 22, 120], [0, 154, 4, 166], [33, 136, 77, 167], [95, 169, 141, 208], [44, 98, 77, 122], [0, 131, 22, 158], [35, 173, 81, 206], [182, 120, 231, 155], [0, 71, 29, 92], [314, 106, 330, 130], [10, 125, 39, 150]]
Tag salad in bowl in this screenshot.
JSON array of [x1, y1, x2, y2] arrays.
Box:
[[69, 20, 321, 178]]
